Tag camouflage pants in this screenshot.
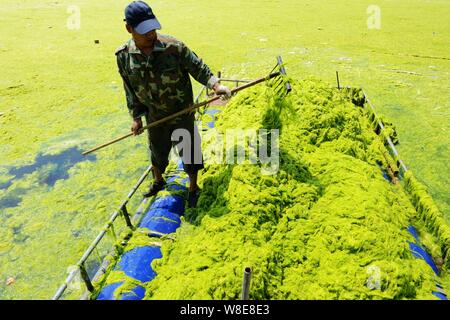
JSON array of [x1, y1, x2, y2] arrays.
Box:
[[145, 114, 204, 175]]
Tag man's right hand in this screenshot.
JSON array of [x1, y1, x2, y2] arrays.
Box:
[[131, 118, 143, 136], [212, 82, 232, 100]]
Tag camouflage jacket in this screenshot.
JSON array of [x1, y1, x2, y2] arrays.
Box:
[[116, 34, 218, 122]]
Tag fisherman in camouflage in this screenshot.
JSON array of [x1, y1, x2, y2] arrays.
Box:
[[117, 1, 231, 207]]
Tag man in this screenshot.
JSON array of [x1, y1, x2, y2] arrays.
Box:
[[116, 1, 231, 207]]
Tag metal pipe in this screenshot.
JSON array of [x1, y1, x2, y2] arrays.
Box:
[[53, 284, 67, 300], [121, 205, 133, 229], [52, 268, 78, 300], [79, 263, 94, 292], [241, 267, 252, 300], [336, 71, 341, 90]]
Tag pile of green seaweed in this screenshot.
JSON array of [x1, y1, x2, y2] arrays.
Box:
[[141, 78, 448, 299]]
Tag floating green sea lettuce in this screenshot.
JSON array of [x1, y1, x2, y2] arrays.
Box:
[[93, 78, 447, 300]]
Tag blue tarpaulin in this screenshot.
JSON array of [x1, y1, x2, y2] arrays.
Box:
[[96, 167, 187, 300]]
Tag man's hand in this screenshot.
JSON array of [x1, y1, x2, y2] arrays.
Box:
[[212, 82, 232, 100], [131, 118, 143, 136]]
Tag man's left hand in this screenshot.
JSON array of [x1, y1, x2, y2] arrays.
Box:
[[213, 83, 232, 100]]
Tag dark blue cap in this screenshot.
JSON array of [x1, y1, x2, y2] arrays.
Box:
[[125, 1, 161, 35]]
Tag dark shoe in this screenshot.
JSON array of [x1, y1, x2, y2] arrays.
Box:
[[187, 188, 201, 208], [142, 179, 166, 198]]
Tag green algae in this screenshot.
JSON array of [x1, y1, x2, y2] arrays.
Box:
[[404, 172, 450, 269], [141, 78, 446, 300], [1, 0, 448, 300]]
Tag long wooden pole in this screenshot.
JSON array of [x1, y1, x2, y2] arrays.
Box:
[[82, 72, 281, 156]]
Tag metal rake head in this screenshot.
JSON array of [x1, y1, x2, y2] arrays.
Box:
[[268, 56, 292, 98]]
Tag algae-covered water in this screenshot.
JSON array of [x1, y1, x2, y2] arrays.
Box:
[[0, 0, 449, 299]]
